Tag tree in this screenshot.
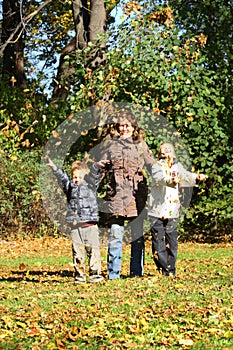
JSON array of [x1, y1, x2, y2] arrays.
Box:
[[0, 1, 232, 238], [1, 0, 27, 87], [68, 3, 233, 236], [0, 0, 119, 97], [52, 0, 107, 100], [169, 0, 233, 141]]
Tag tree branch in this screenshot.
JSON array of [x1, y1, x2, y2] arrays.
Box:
[[0, 0, 52, 57]]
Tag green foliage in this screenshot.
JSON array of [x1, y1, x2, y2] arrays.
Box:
[[169, 0, 233, 142], [0, 1, 232, 239], [68, 3, 233, 236], [0, 82, 88, 238], [0, 81, 73, 152], [0, 151, 57, 238]]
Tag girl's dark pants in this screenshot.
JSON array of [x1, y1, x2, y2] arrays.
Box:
[[150, 217, 178, 276]]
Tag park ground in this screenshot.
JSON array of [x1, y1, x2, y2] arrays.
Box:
[[0, 235, 232, 349]]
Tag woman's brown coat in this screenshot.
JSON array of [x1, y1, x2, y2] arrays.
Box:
[[99, 137, 155, 218]]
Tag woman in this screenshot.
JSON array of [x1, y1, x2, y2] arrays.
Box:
[[99, 109, 155, 279]]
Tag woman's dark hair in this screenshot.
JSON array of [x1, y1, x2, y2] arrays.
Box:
[[99, 108, 146, 142], [117, 108, 136, 126]]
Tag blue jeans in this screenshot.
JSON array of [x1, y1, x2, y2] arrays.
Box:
[[108, 217, 144, 279], [150, 217, 178, 276]]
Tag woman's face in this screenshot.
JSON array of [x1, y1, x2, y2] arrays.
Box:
[[118, 119, 134, 139]]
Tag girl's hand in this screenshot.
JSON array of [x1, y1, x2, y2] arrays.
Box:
[[196, 173, 208, 182]]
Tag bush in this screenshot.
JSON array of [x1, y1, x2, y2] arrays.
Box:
[[0, 151, 58, 239]]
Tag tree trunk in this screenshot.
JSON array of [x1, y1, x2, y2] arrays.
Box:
[[2, 0, 27, 87], [73, 0, 89, 50], [87, 0, 106, 68], [52, 0, 89, 100], [52, 0, 106, 100], [52, 37, 76, 101]]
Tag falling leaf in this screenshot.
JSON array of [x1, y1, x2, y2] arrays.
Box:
[[51, 130, 61, 139]]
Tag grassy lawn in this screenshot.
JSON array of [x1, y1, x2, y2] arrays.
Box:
[[0, 236, 232, 349]]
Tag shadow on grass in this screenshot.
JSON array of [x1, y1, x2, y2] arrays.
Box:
[[0, 269, 74, 283], [0, 270, 158, 283]]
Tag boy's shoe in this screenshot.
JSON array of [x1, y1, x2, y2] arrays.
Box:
[[74, 276, 86, 283], [89, 275, 104, 283]]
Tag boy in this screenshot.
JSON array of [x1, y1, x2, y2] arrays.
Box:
[[148, 142, 208, 277], [46, 156, 107, 283]]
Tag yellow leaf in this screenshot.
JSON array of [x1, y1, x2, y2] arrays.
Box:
[[16, 321, 27, 328], [140, 318, 148, 327], [179, 339, 194, 346], [205, 328, 222, 335], [46, 342, 57, 349], [135, 334, 146, 343], [224, 331, 233, 339], [0, 330, 14, 339]]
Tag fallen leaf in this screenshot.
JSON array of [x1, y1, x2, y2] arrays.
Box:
[[179, 338, 194, 346]]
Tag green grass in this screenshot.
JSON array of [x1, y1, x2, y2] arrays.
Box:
[[0, 237, 232, 349]]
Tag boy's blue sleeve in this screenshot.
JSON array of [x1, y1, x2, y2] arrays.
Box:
[[85, 164, 100, 190], [53, 167, 71, 194]]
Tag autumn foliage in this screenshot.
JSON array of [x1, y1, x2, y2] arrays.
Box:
[[0, 237, 232, 348]]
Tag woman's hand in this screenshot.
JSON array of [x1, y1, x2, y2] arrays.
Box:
[[93, 159, 110, 169]]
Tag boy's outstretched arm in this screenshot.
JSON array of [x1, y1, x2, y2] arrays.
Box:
[[45, 156, 70, 194], [45, 156, 57, 171]]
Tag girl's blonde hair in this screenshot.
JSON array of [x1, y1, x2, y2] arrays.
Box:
[[158, 142, 176, 159]]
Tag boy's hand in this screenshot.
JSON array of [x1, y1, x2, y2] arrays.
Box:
[[45, 156, 57, 171], [196, 174, 208, 182]]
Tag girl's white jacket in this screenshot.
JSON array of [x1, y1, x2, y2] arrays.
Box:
[[148, 160, 198, 219]]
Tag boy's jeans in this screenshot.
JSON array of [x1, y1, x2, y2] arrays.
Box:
[[150, 217, 178, 276], [108, 217, 144, 280]]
